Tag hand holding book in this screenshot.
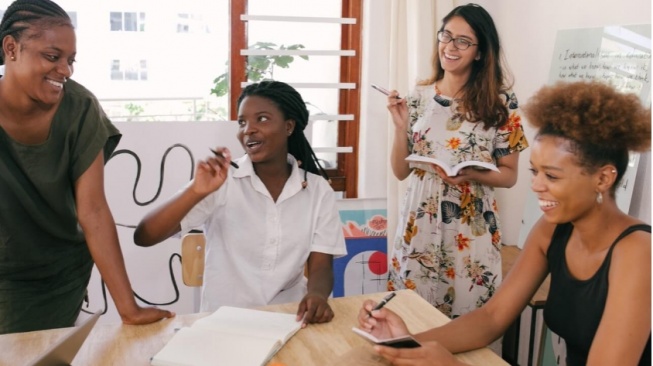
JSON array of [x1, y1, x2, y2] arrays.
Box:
[[405, 154, 499, 177]]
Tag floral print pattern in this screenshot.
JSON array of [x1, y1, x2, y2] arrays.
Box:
[[389, 85, 528, 318]]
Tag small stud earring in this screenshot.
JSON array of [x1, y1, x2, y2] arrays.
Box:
[[10, 55, 15, 61], [611, 169, 616, 173]]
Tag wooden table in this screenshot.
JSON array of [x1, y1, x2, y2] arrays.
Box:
[[501, 245, 551, 366], [0, 290, 507, 366]]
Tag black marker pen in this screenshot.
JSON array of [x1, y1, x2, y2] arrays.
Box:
[[210, 148, 239, 169], [367, 292, 396, 317]]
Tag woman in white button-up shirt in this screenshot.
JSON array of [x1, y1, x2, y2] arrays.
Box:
[[134, 81, 347, 327]]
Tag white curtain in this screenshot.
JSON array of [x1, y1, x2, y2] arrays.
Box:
[[385, 0, 450, 253]]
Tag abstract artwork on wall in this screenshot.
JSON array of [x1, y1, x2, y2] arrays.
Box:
[[333, 199, 388, 298]]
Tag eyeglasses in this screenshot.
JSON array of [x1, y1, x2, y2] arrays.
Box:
[[437, 31, 478, 50]]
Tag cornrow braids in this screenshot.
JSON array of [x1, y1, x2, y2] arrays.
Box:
[[237, 80, 330, 187], [0, 0, 71, 64]]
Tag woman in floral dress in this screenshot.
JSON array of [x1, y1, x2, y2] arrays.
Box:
[[385, 4, 529, 319]]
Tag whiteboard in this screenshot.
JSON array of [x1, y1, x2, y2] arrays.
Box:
[[517, 24, 651, 248]]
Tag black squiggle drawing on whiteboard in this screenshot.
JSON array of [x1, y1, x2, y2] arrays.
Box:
[[108, 143, 195, 228]]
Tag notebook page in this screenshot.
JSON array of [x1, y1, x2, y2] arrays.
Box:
[[151, 327, 279, 366], [192, 306, 301, 342]]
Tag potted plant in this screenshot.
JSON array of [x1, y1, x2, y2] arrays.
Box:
[[210, 41, 308, 98]]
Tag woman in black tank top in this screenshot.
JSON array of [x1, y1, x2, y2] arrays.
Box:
[[353, 81, 651, 366]]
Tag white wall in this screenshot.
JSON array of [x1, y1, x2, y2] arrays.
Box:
[[359, 0, 652, 247]]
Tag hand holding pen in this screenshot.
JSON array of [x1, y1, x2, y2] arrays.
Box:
[[371, 84, 402, 99], [367, 291, 396, 317], [358, 292, 410, 340], [210, 148, 239, 169]]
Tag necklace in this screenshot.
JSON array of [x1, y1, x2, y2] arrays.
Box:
[[434, 82, 443, 96], [434, 81, 463, 99]]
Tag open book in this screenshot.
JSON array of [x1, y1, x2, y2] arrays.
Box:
[[151, 306, 302, 366], [352, 327, 421, 348], [405, 154, 499, 176]]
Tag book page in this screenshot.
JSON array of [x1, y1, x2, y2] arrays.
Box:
[[404, 155, 451, 174], [451, 160, 499, 175], [151, 327, 280, 366], [192, 306, 301, 343], [405, 154, 498, 176]]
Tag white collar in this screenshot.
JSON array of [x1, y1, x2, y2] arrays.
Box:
[[232, 154, 305, 202]]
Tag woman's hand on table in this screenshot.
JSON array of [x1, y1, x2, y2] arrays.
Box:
[[296, 293, 334, 327], [120, 305, 175, 325]]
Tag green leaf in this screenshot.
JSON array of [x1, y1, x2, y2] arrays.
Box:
[[252, 41, 276, 49], [210, 73, 229, 97], [274, 55, 294, 68], [248, 55, 271, 72], [212, 73, 227, 84], [248, 69, 263, 81]]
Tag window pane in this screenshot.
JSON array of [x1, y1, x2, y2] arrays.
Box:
[[110, 59, 122, 80], [125, 68, 138, 80], [124, 12, 137, 32], [57, 1, 231, 122], [247, 0, 343, 168], [110, 12, 122, 31], [139, 12, 146, 32]]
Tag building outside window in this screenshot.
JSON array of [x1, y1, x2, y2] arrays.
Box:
[[110, 11, 145, 32]]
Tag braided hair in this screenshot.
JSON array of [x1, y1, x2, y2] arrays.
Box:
[[0, 0, 72, 64], [236, 80, 330, 186]]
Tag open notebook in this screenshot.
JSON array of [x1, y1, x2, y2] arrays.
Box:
[[151, 306, 302, 366], [27, 311, 101, 366]]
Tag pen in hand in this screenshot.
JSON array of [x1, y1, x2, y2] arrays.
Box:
[[371, 84, 402, 99], [210, 148, 239, 169], [367, 292, 396, 317]]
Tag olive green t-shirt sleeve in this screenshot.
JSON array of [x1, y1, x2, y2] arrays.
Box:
[[64, 80, 121, 182]]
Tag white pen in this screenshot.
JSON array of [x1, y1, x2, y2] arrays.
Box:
[[371, 84, 402, 99]]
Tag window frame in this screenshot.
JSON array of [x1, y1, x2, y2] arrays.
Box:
[[229, 0, 362, 198]]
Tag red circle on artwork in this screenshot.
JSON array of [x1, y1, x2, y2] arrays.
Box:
[[368, 251, 388, 275]]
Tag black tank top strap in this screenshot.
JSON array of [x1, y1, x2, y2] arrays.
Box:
[[605, 224, 651, 258], [547, 223, 574, 260]]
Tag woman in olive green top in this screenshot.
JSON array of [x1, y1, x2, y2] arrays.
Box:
[[0, 0, 174, 333]]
